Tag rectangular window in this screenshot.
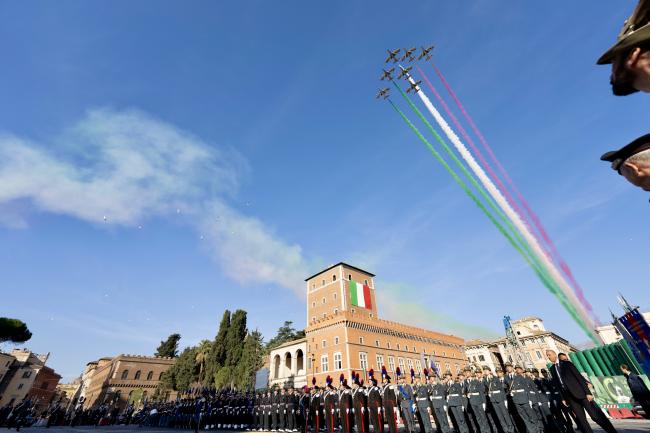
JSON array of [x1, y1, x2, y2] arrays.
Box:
[[445, 363, 450, 373], [435, 362, 441, 373], [22, 371, 31, 379], [388, 356, 396, 372], [478, 355, 485, 362], [535, 350, 542, 360], [386, 342, 391, 349], [415, 359, 422, 372], [376, 354, 384, 370], [405, 345, 409, 352], [407, 359, 414, 372], [321, 355, 329, 372], [322, 339, 327, 348], [456, 365, 461, 374], [359, 352, 368, 370], [334, 336, 339, 345], [397, 343, 401, 350], [17, 383, 24, 390], [359, 337, 364, 345], [398, 358, 405, 373], [375, 340, 380, 347], [413, 346, 417, 353], [334, 353, 342, 370]]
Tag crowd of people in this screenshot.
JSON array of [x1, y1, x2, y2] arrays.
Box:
[[3, 349, 644, 433]]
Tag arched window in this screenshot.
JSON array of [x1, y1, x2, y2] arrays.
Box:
[[121, 370, 129, 380], [348, 274, 352, 281], [146, 371, 153, 381], [159, 372, 164, 381], [333, 274, 337, 281], [134, 370, 141, 380]]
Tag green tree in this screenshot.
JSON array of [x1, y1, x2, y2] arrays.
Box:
[[205, 310, 231, 386], [155, 333, 181, 358], [224, 310, 248, 368], [195, 340, 212, 385], [160, 346, 199, 391], [214, 366, 233, 388], [0, 318, 32, 344], [235, 330, 264, 390], [266, 321, 304, 350]]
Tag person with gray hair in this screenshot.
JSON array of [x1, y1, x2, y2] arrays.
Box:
[[601, 133, 650, 191]]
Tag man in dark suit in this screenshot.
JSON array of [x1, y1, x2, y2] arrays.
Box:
[[620, 363, 650, 418], [545, 350, 618, 433]]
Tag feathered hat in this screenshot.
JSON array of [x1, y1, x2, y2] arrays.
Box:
[[395, 367, 402, 378], [368, 368, 375, 379], [381, 366, 387, 379], [410, 368, 415, 382], [339, 373, 345, 385], [423, 368, 429, 378], [326, 375, 333, 387]]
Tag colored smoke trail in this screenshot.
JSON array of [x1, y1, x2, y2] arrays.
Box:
[[388, 98, 590, 340], [399, 76, 599, 343], [416, 65, 540, 256], [431, 63, 595, 319]]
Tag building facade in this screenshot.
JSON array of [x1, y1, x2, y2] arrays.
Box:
[[269, 338, 307, 388], [82, 354, 175, 409], [26, 366, 61, 412], [0, 349, 53, 408], [463, 317, 577, 372], [304, 263, 465, 386]]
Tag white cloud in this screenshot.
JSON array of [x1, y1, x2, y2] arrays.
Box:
[[0, 108, 309, 294]]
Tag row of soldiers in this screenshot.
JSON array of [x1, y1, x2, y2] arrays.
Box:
[[38, 363, 580, 433], [248, 362, 577, 433]]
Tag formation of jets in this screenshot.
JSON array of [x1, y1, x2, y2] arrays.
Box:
[[384, 45, 434, 64], [378, 45, 433, 99]]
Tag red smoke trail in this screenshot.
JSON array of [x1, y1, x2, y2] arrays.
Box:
[[430, 63, 593, 316]]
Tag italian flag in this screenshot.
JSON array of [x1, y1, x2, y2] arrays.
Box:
[[349, 280, 372, 309]]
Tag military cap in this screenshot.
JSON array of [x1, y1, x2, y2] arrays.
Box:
[[482, 366, 491, 372], [514, 365, 523, 370], [504, 362, 512, 367], [601, 133, 650, 173], [598, 0, 650, 64], [495, 367, 503, 373]]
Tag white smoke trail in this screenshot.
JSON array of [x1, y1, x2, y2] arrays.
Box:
[[403, 74, 599, 342]]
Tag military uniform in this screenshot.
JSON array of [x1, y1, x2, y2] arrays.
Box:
[[324, 383, 338, 433], [381, 378, 398, 433], [446, 378, 469, 433], [414, 379, 433, 433], [298, 389, 310, 433], [367, 379, 383, 433], [339, 382, 354, 433], [486, 372, 515, 433], [310, 388, 322, 433], [466, 374, 490, 433], [428, 376, 451, 433], [396, 380, 416, 433], [352, 382, 369, 433], [509, 369, 540, 433]]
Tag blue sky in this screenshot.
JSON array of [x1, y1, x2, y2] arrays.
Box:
[[1, 1, 649, 381]]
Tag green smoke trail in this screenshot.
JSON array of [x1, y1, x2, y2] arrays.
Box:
[[392, 83, 599, 343], [388, 99, 597, 343]]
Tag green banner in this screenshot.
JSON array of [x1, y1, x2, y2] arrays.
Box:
[[587, 374, 650, 407]]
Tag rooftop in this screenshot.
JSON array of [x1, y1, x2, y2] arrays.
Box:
[[305, 262, 375, 281]]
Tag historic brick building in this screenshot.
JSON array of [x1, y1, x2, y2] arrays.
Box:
[[293, 262, 465, 386], [81, 354, 175, 409], [26, 365, 62, 412]]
